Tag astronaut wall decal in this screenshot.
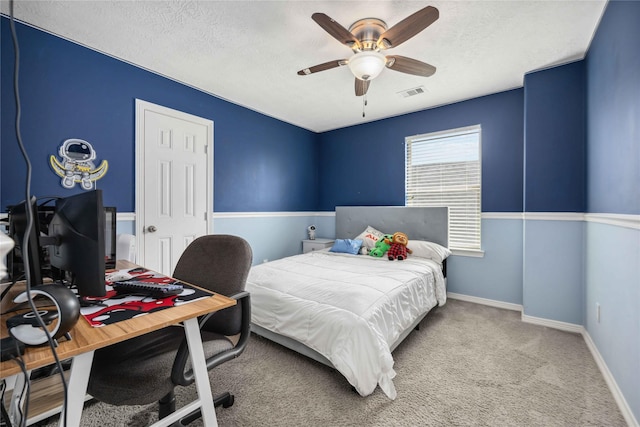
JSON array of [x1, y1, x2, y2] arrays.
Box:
[[49, 139, 109, 190]]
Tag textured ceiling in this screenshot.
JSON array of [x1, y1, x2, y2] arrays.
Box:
[[2, 1, 607, 132]]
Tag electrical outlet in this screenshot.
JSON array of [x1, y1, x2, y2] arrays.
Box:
[[596, 303, 601, 323]]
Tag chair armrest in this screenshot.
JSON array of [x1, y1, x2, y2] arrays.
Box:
[[171, 291, 251, 386]]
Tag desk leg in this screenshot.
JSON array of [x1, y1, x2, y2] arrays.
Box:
[[183, 317, 217, 427], [59, 350, 94, 427], [7, 371, 28, 427]]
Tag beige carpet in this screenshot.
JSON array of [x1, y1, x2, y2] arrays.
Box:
[[40, 299, 627, 426]]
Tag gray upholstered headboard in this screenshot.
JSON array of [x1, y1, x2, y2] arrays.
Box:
[[335, 206, 449, 247]]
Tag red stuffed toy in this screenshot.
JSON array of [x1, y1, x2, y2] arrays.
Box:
[[387, 232, 413, 261]]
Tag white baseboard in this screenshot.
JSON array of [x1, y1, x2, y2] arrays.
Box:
[[447, 292, 522, 312], [582, 330, 639, 427], [520, 313, 584, 334]]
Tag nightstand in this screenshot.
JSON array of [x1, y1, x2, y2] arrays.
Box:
[[302, 238, 335, 254]]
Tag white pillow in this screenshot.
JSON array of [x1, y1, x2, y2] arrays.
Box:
[[407, 240, 451, 263], [355, 225, 385, 249]]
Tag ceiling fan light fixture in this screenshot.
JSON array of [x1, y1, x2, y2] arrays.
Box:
[[348, 51, 386, 80]]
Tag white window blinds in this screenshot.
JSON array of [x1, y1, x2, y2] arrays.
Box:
[[405, 125, 481, 251]]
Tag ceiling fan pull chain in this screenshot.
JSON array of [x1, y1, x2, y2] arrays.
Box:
[[362, 95, 366, 117]]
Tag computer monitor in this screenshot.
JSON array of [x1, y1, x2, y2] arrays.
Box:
[[104, 207, 117, 270], [47, 190, 107, 297], [7, 197, 45, 285]]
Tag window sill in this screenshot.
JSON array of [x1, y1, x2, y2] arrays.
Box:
[[451, 249, 485, 258]]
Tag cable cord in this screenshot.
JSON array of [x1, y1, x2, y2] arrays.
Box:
[[13, 355, 30, 427], [0, 278, 20, 304], [0, 355, 30, 427], [1, 379, 14, 427], [8, 2, 69, 425]]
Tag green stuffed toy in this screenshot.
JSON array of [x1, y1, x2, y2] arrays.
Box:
[[369, 234, 393, 257]]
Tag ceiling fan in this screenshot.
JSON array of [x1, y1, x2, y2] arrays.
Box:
[[297, 6, 439, 97]]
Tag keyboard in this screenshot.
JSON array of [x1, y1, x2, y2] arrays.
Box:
[[112, 280, 184, 298]]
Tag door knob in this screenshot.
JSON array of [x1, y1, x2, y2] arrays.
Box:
[[147, 225, 157, 233]]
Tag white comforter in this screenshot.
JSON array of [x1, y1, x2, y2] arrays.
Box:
[[246, 250, 446, 399]]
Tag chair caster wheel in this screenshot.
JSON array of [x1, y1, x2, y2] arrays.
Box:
[[222, 394, 235, 408]]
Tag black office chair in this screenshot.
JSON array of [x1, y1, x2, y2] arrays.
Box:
[[87, 234, 253, 425]]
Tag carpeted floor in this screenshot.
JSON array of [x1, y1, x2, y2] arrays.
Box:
[[39, 299, 627, 426]]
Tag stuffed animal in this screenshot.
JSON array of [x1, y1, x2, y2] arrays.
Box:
[[307, 225, 316, 240], [387, 232, 413, 261], [369, 234, 393, 257]]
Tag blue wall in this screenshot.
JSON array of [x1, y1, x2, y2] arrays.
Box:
[[584, 1, 640, 422], [524, 61, 586, 213], [522, 218, 584, 323], [521, 62, 587, 325], [586, 1, 640, 216], [447, 218, 523, 305], [584, 222, 639, 423], [1, 18, 320, 213], [318, 89, 525, 212]]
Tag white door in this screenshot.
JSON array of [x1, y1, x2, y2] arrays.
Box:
[[135, 100, 213, 276]]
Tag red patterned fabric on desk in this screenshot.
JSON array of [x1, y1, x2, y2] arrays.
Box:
[[81, 268, 212, 327]]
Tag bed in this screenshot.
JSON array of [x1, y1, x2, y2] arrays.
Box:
[[246, 206, 450, 399]]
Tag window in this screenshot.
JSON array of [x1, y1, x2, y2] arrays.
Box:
[[405, 125, 481, 252]]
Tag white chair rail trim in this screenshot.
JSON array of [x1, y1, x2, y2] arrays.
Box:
[[113, 211, 640, 230]]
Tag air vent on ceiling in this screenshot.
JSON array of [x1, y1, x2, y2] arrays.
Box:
[[397, 86, 427, 98]]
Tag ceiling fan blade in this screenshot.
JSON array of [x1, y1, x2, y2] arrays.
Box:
[[297, 59, 348, 76], [312, 13, 361, 49], [377, 6, 439, 49], [386, 55, 436, 77], [355, 78, 370, 97]]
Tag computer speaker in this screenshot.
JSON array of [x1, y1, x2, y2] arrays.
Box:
[[6, 284, 81, 346]]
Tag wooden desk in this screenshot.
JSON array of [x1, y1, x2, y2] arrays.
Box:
[[0, 263, 236, 427]]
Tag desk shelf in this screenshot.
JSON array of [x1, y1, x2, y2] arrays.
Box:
[[4, 370, 92, 426]]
